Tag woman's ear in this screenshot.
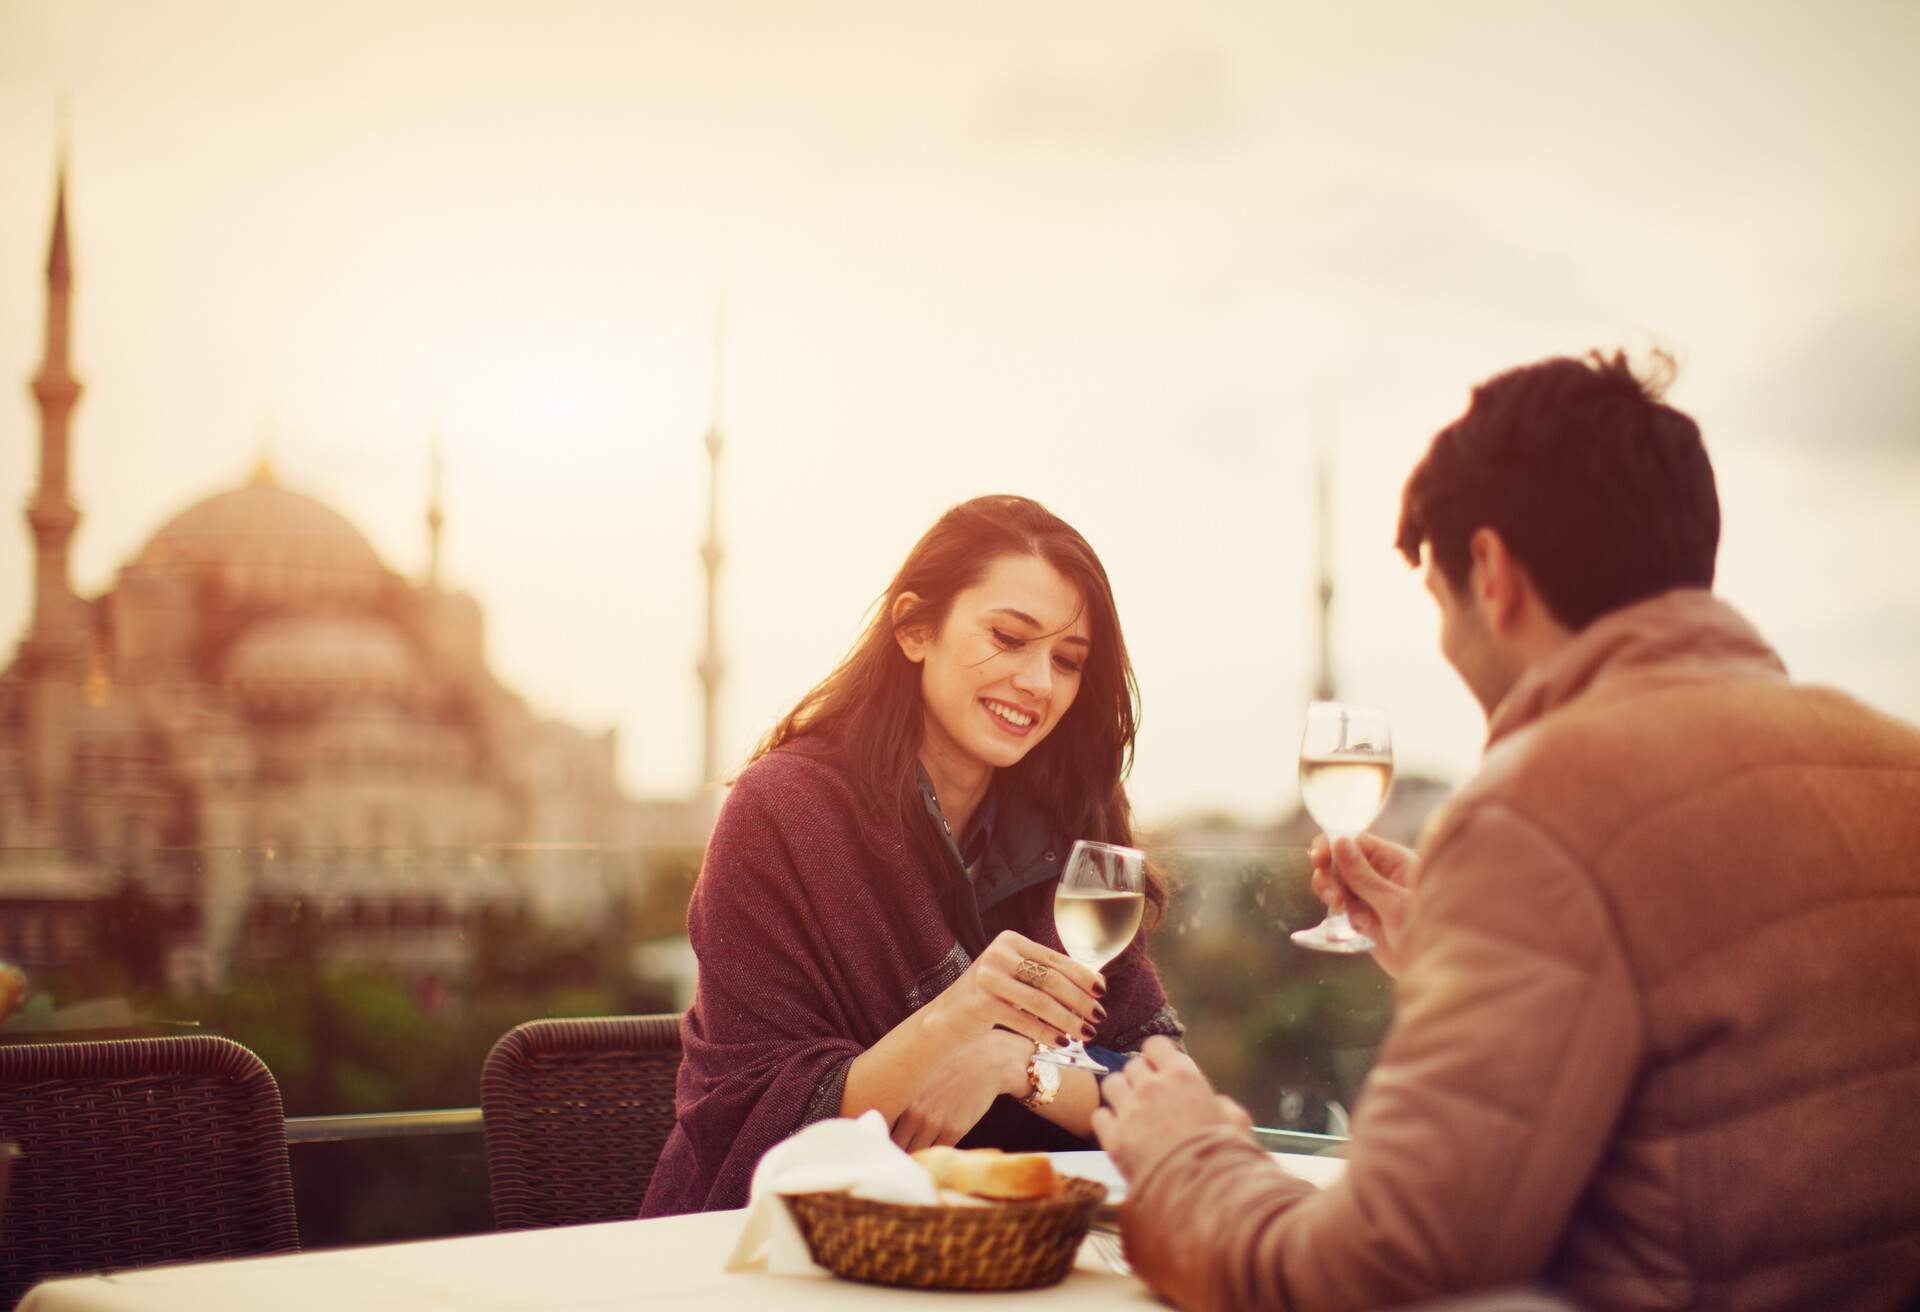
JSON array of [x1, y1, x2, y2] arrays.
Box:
[[892, 592, 930, 663]]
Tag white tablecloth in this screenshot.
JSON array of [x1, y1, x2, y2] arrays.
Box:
[[20, 1151, 1347, 1311]]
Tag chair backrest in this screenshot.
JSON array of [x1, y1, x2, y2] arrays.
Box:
[[480, 1014, 682, 1230], [0, 1036, 299, 1309], [0, 1143, 17, 1243]]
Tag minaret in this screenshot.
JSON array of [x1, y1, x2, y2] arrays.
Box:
[[696, 308, 726, 789], [1312, 447, 1336, 703], [425, 428, 445, 589], [25, 158, 85, 667]]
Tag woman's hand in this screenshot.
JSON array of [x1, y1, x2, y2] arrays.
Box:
[[924, 930, 1106, 1049], [1309, 833, 1422, 978], [890, 1029, 1031, 1151], [844, 931, 1102, 1129]]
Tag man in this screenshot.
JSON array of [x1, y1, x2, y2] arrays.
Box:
[[1093, 351, 1920, 1310]]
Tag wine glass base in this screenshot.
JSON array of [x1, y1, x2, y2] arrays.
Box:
[[1290, 923, 1376, 955], [1032, 1044, 1109, 1073]]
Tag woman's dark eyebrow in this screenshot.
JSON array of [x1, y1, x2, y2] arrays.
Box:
[[988, 607, 1091, 649]]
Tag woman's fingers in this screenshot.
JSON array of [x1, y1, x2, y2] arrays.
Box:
[[895, 1097, 971, 1152], [890, 1108, 918, 1149], [954, 932, 1108, 1045], [993, 932, 1106, 1001], [898, 1108, 944, 1154], [992, 999, 1069, 1049], [990, 974, 1095, 1043], [989, 932, 1104, 1021]]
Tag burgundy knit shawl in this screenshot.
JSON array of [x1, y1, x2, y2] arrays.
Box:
[[639, 750, 1180, 1216]]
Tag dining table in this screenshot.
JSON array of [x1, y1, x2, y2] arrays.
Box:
[[18, 1150, 1348, 1312]]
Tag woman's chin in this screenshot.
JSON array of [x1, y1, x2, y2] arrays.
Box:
[[971, 729, 1045, 769]]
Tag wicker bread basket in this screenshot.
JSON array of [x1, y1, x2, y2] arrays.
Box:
[[781, 1175, 1107, 1291]]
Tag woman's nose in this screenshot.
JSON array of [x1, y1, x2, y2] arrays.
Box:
[[1009, 649, 1051, 697]]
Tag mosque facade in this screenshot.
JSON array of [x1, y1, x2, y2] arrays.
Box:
[[0, 168, 715, 993]]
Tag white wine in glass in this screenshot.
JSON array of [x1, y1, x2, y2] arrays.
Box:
[[1292, 701, 1394, 954], [1038, 840, 1146, 1073], [1055, 889, 1145, 969]]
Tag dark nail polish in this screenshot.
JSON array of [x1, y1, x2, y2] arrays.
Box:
[[1092, 981, 1107, 998], [1082, 1022, 1097, 1040], [1056, 1032, 1072, 1048], [1093, 1004, 1108, 1022]]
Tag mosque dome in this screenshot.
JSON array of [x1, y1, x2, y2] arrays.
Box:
[[133, 463, 391, 607]]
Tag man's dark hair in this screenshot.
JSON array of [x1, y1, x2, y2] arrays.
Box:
[[1395, 349, 1720, 631]]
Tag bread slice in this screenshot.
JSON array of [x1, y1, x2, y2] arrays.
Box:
[[911, 1147, 964, 1187], [934, 1187, 996, 1208], [912, 1147, 1058, 1201]]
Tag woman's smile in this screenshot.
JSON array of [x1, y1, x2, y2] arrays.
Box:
[[898, 552, 1092, 777], [981, 696, 1039, 736]]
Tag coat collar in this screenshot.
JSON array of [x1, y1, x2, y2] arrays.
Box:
[[1487, 589, 1788, 747]]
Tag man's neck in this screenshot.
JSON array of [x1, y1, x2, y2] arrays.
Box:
[[918, 747, 992, 838], [1480, 613, 1579, 722]]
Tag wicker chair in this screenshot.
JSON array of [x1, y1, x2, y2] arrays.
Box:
[[0, 1036, 299, 1309], [480, 1014, 683, 1230]]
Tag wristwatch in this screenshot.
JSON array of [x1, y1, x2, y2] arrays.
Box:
[[1021, 1046, 1060, 1110]]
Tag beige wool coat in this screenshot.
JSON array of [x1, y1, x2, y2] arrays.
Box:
[[1122, 590, 1920, 1310]]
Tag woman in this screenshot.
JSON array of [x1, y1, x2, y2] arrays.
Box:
[[640, 495, 1183, 1216]]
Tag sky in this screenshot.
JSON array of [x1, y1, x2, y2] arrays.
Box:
[[2, 0, 1916, 828]]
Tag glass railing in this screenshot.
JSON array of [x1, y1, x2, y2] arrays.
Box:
[[1149, 845, 1393, 1141], [1, 841, 1388, 1246]]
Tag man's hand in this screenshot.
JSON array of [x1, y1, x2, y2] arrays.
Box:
[[890, 1029, 1030, 1152], [1091, 1036, 1253, 1185], [1309, 832, 1422, 978]]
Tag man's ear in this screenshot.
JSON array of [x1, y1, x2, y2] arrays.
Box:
[[892, 592, 930, 663], [1467, 527, 1527, 634]]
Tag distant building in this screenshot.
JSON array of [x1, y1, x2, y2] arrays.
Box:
[[0, 165, 712, 992]]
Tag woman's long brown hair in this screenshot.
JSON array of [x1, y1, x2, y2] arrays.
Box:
[[752, 495, 1168, 922]]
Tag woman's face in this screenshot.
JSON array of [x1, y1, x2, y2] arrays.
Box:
[[896, 553, 1092, 777]]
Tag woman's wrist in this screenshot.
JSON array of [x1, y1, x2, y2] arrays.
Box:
[[989, 1028, 1036, 1098]]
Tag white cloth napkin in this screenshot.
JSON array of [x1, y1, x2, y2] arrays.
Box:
[[724, 1110, 939, 1276]]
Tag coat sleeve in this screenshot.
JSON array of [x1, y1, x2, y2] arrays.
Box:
[[1120, 801, 1645, 1310], [639, 761, 873, 1215]]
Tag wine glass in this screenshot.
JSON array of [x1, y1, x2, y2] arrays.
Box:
[[1291, 701, 1394, 954], [1037, 840, 1146, 1072]]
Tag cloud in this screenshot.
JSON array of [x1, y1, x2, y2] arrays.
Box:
[[1745, 299, 1920, 452], [977, 44, 1241, 152]]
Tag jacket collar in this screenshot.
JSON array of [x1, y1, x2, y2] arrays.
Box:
[[1487, 589, 1787, 747], [914, 764, 1065, 946], [972, 788, 1064, 915], [915, 764, 998, 870]]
